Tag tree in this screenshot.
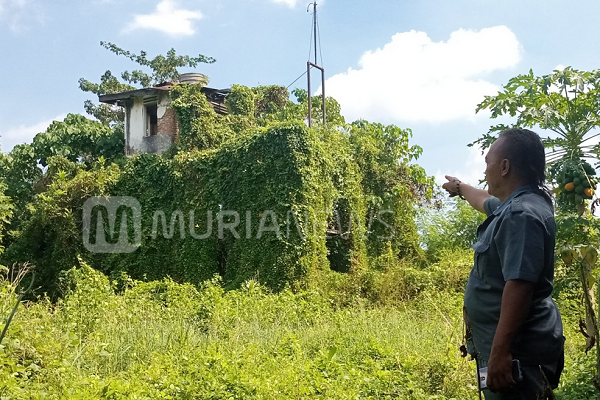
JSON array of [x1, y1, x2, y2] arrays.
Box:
[[0, 145, 42, 229], [347, 120, 432, 259], [0, 114, 124, 259], [472, 67, 600, 156], [79, 42, 215, 126], [32, 114, 124, 167]]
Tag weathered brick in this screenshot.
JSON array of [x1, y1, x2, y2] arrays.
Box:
[[158, 108, 179, 140]]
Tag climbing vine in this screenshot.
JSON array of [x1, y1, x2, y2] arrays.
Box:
[[2, 83, 432, 297]]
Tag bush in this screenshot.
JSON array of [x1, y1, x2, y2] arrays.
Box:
[[1, 256, 593, 399], [310, 248, 473, 308], [0, 270, 478, 399]]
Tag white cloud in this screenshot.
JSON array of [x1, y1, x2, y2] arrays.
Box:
[[0, 0, 44, 32], [123, 0, 202, 37], [272, 0, 324, 7], [272, 0, 324, 8], [272, 0, 298, 6], [323, 26, 522, 124], [0, 114, 67, 153]]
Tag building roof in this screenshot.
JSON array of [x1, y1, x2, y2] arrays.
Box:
[[98, 83, 230, 106]]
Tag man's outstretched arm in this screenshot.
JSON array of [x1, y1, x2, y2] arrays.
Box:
[[442, 175, 491, 213]]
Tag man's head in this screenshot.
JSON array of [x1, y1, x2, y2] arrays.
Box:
[[484, 129, 546, 200]]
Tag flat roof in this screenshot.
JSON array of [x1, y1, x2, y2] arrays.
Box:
[[98, 83, 230, 105]]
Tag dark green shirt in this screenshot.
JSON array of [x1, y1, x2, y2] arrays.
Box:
[[464, 185, 563, 364]]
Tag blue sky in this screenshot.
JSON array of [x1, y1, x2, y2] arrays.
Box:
[[1, 0, 600, 186]]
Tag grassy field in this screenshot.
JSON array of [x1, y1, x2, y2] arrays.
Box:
[[0, 255, 597, 399]]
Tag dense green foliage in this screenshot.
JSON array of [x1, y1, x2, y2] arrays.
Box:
[[2, 52, 600, 398], [79, 42, 215, 126], [105, 121, 343, 290], [5, 160, 121, 295], [33, 114, 124, 167], [0, 145, 40, 234], [225, 84, 256, 117], [1, 79, 432, 298], [170, 83, 236, 151], [347, 121, 429, 260], [0, 256, 477, 399], [0, 115, 124, 261]]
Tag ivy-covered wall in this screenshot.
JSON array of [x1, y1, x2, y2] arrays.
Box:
[[104, 121, 348, 290], [2, 83, 431, 297]]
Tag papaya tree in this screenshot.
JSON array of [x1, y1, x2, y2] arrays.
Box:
[[473, 66, 600, 390]]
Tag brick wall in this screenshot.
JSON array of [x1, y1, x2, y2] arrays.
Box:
[[157, 108, 179, 140]]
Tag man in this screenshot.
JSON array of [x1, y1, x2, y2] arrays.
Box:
[[442, 129, 564, 400]]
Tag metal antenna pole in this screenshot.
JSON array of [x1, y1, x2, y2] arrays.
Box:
[[306, 2, 325, 128], [321, 68, 326, 126], [307, 61, 312, 128], [313, 2, 318, 65]]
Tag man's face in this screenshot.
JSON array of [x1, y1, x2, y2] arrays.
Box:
[[484, 138, 506, 196]]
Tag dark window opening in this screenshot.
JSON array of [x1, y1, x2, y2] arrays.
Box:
[[326, 234, 352, 273], [145, 104, 158, 136], [326, 198, 353, 273]]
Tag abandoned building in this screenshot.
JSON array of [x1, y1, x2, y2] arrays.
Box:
[[99, 73, 229, 155]]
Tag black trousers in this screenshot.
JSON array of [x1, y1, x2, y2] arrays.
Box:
[[479, 350, 564, 400]]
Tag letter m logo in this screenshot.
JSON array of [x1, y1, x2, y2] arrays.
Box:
[[83, 196, 142, 253]]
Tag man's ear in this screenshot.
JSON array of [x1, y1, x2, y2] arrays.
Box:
[[500, 159, 510, 177]]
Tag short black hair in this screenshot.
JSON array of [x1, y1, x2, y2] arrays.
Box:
[[498, 128, 551, 203]]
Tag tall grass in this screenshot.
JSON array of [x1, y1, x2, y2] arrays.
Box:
[[0, 252, 596, 399]]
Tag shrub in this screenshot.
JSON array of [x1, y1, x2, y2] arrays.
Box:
[[0, 273, 478, 399]]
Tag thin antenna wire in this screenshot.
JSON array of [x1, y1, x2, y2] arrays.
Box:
[[316, 13, 323, 67], [307, 4, 314, 62], [287, 71, 308, 89], [313, 2, 317, 64]]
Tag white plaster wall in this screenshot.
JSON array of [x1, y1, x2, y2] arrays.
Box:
[[157, 91, 169, 119], [127, 97, 145, 154], [125, 93, 174, 155]]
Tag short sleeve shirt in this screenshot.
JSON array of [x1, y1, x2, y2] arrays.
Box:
[[464, 185, 563, 364]]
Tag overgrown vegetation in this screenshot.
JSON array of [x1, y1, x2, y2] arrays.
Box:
[[0, 257, 596, 399], [1, 44, 599, 398], [0, 42, 433, 297], [0, 257, 476, 399]]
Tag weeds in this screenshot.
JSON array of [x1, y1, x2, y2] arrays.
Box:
[[0, 253, 595, 399]]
